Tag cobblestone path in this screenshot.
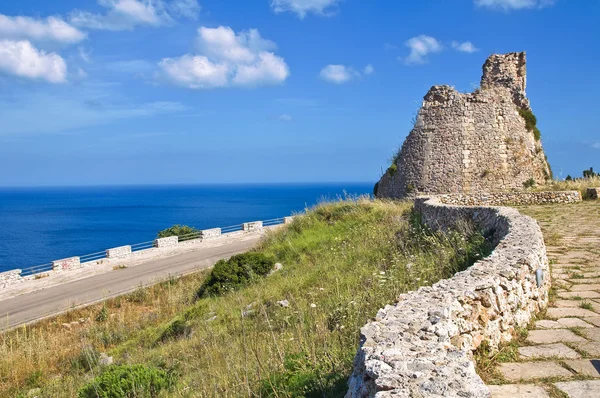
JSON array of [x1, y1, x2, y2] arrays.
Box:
[[484, 201, 600, 398]]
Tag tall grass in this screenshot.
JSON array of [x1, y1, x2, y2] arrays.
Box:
[[1, 198, 491, 397], [537, 176, 600, 199]]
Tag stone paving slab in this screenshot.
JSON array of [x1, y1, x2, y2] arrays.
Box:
[[558, 291, 600, 299], [584, 317, 600, 327], [563, 359, 600, 377], [547, 307, 599, 318], [526, 330, 587, 344], [554, 380, 600, 398], [572, 341, 600, 357], [488, 384, 549, 398], [570, 284, 600, 292], [535, 318, 593, 329], [568, 278, 600, 284], [518, 343, 581, 359], [498, 362, 573, 382], [579, 327, 600, 342], [553, 300, 580, 308]]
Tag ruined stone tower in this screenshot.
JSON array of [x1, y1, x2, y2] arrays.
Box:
[[375, 52, 551, 199]]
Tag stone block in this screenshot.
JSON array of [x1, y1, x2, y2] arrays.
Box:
[[200, 228, 221, 240], [563, 359, 600, 377], [488, 384, 549, 398], [0, 269, 23, 288], [154, 236, 178, 248], [580, 327, 600, 342], [106, 245, 132, 259], [518, 343, 580, 359], [242, 221, 263, 232], [52, 257, 81, 271], [554, 380, 600, 398], [547, 307, 598, 318], [498, 362, 572, 382], [586, 188, 600, 200], [526, 329, 587, 344]]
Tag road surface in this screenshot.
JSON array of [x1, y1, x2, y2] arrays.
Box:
[[0, 235, 260, 331]]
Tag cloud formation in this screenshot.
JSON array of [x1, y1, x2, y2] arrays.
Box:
[[402, 35, 443, 64], [0, 40, 67, 83], [451, 41, 479, 53], [278, 114, 292, 122], [69, 0, 200, 31], [319, 64, 373, 84], [159, 26, 289, 89], [0, 14, 86, 44], [271, 0, 340, 18], [474, 0, 556, 10]]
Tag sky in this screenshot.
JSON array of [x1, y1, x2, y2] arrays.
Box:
[[0, 0, 598, 186]]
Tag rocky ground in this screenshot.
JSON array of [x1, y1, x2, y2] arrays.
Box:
[[483, 201, 600, 398]]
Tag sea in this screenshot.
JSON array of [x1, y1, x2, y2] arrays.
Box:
[[0, 183, 372, 273]]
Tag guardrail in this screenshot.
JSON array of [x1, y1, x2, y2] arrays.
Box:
[[4, 217, 291, 282]]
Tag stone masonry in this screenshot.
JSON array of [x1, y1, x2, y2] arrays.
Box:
[[376, 52, 551, 199], [346, 196, 550, 397], [438, 191, 581, 206]]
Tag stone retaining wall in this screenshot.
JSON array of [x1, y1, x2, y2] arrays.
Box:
[[243, 221, 263, 232], [346, 196, 550, 397], [438, 191, 581, 206], [106, 245, 132, 259]]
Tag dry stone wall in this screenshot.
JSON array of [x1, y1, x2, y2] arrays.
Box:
[[376, 52, 551, 199], [586, 188, 600, 200], [438, 191, 581, 206], [346, 196, 550, 397]]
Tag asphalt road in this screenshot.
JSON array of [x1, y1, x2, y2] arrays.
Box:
[[0, 236, 260, 331]]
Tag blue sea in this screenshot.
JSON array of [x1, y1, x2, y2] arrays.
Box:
[[0, 183, 372, 273]]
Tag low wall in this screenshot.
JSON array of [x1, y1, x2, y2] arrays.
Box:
[[587, 187, 600, 200], [346, 196, 550, 397], [154, 236, 178, 248], [438, 191, 581, 206], [0, 269, 23, 288], [284, 216, 295, 224], [200, 228, 221, 240], [106, 245, 132, 259], [242, 221, 263, 232], [52, 257, 81, 271]]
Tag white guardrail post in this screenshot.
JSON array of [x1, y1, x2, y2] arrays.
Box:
[[52, 257, 81, 271], [106, 245, 132, 259], [242, 221, 263, 232]]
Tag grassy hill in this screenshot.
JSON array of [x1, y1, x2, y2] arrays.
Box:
[[1, 197, 490, 397]]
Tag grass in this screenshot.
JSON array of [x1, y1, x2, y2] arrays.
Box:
[[579, 302, 594, 311], [0, 198, 492, 397]]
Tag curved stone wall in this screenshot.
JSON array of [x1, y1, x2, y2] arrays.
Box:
[[346, 196, 550, 397], [437, 191, 581, 206]]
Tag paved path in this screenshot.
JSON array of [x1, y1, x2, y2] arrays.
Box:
[[485, 201, 600, 398], [0, 235, 261, 331]]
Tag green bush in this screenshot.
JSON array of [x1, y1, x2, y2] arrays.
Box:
[[158, 318, 191, 343], [406, 183, 415, 194], [523, 178, 536, 188], [197, 252, 275, 298], [78, 364, 174, 398], [387, 163, 398, 175], [156, 225, 199, 241], [95, 305, 109, 322], [518, 108, 541, 141]]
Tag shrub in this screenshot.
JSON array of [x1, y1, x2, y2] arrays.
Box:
[[197, 252, 275, 298], [387, 163, 398, 175], [518, 108, 541, 141], [78, 364, 174, 398], [523, 178, 536, 188], [159, 318, 191, 342], [157, 225, 199, 241], [95, 305, 109, 323], [406, 183, 415, 194]]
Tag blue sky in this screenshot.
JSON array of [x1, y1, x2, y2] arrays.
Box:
[[0, 0, 598, 186]]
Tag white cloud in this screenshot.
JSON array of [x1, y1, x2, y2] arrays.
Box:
[[402, 35, 443, 65], [0, 40, 67, 83], [319, 64, 374, 84], [593, 141, 600, 150], [69, 0, 200, 31], [474, 0, 556, 10], [159, 26, 289, 89], [0, 14, 86, 44], [271, 0, 340, 18], [278, 114, 292, 122], [451, 41, 479, 53], [319, 64, 357, 84]]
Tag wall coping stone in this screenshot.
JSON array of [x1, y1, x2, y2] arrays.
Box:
[[346, 196, 550, 397]]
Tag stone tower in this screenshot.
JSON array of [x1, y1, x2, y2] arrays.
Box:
[[375, 52, 551, 199]]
